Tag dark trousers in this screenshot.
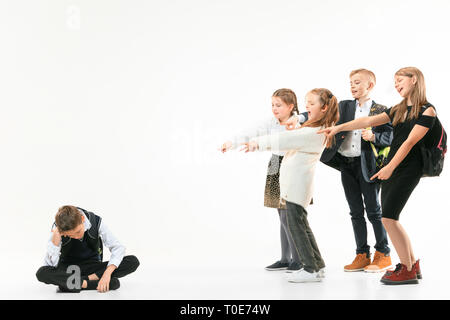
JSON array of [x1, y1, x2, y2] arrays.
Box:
[[340, 156, 390, 255], [285, 201, 325, 273], [36, 255, 139, 290]]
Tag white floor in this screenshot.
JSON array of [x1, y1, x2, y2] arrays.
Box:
[[3, 262, 450, 300]]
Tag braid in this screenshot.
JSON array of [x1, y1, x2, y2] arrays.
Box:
[[272, 88, 298, 115]]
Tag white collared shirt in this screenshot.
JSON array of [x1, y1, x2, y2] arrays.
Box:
[[338, 99, 372, 157], [44, 209, 126, 268]]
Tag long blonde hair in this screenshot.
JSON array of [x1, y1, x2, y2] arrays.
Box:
[[391, 67, 428, 126], [302, 88, 340, 148]]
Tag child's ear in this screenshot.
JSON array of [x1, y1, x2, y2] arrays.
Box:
[[412, 75, 417, 85], [368, 81, 375, 91], [321, 104, 328, 112]]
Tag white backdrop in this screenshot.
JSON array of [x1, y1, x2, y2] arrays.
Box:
[[1, 0, 450, 296]]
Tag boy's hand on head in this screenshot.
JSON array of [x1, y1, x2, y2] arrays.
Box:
[[51, 227, 62, 246]]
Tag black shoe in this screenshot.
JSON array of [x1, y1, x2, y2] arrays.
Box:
[[285, 261, 303, 273], [265, 260, 290, 271], [85, 278, 121, 291], [109, 277, 120, 290], [57, 286, 81, 293]]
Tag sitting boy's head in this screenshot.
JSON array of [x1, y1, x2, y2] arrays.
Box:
[[55, 205, 86, 239], [349, 69, 376, 100]]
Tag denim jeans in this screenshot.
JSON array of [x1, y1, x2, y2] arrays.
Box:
[[285, 201, 325, 273]]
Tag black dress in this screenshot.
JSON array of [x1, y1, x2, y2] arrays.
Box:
[[381, 105, 436, 220]]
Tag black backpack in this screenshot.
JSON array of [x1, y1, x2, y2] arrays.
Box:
[[420, 104, 447, 177]]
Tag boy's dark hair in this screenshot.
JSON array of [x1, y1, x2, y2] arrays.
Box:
[[55, 205, 83, 232]]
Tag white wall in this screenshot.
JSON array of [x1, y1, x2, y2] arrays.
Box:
[[1, 0, 449, 277]]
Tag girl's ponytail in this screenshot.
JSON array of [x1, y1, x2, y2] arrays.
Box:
[[302, 88, 340, 148]]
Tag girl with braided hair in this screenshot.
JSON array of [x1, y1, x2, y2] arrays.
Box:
[[220, 88, 307, 272], [242, 88, 339, 283]]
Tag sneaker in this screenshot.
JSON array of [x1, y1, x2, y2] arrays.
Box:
[[344, 253, 371, 272], [286, 269, 322, 283], [413, 259, 422, 280], [318, 267, 325, 278], [285, 261, 303, 273], [380, 264, 418, 285], [265, 260, 290, 271], [364, 251, 392, 273]]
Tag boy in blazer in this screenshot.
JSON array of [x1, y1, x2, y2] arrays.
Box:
[[321, 69, 393, 272]]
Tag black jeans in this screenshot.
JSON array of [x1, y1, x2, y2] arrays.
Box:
[[285, 201, 325, 273], [36, 255, 139, 290], [340, 156, 390, 255]]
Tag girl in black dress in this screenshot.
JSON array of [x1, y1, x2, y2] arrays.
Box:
[[319, 67, 438, 285]]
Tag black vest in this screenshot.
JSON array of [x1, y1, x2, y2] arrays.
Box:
[[56, 208, 103, 265]]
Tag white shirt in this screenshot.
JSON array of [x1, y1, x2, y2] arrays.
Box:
[[230, 114, 306, 156], [338, 99, 372, 157], [44, 209, 126, 268], [251, 126, 326, 208]]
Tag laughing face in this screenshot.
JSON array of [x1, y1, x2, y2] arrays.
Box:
[[394, 74, 416, 99]]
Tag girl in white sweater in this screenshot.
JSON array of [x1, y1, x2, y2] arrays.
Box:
[[221, 89, 307, 272], [242, 88, 339, 282]]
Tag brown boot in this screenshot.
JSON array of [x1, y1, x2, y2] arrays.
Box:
[[364, 251, 392, 273], [344, 253, 371, 272]]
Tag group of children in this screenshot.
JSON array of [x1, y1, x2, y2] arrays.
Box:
[[221, 67, 439, 285], [34, 66, 438, 293]]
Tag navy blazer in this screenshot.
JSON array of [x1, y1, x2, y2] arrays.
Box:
[[319, 100, 393, 183]]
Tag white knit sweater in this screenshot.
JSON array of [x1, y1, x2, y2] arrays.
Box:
[[251, 126, 326, 208], [229, 114, 306, 156]]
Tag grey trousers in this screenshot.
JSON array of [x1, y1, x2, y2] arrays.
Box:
[[278, 208, 301, 264], [285, 201, 325, 273]]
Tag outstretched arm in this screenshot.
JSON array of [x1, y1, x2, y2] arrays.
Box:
[[318, 113, 391, 139], [241, 127, 324, 153]]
